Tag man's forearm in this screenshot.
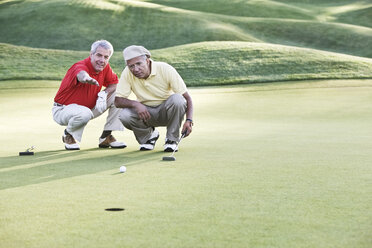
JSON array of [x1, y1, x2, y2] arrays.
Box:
[[183, 92, 193, 120], [104, 84, 117, 99], [114, 96, 138, 109]]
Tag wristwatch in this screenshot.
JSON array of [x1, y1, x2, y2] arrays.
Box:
[[186, 118, 194, 126]]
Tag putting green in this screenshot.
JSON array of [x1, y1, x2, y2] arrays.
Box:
[[0, 80, 371, 248]]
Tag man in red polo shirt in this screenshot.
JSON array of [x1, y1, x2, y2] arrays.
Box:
[[53, 40, 126, 150]]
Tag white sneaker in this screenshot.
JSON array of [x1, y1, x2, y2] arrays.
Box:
[[99, 135, 127, 149], [62, 131, 80, 150], [140, 129, 159, 151], [164, 139, 178, 152]]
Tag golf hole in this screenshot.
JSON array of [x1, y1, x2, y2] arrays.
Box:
[[105, 208, 125, 212]]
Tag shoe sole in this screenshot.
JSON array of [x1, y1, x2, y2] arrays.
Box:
[[164, 148, 178, 152], [62, 136, 80, 150], [65, 146, 80, 150], [139, 132, 159, 151], [99, 144, 127, 149], [140, 147, 153, 151]]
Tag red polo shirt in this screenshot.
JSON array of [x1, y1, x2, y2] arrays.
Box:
[[54, 57, 118, 109]]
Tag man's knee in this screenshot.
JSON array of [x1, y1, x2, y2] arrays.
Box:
[[168, 94, 186, 107], [77, 110, 93, 124], [119, 108, 134, 126], [63, 105, 92, 125], [53, 104, 92, 126], [66, 107, 93, 128], [167, 94, 186, 111]]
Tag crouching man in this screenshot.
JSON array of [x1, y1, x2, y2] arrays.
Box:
[[52, 40, 126, 150], [114, 45, 193, 152]]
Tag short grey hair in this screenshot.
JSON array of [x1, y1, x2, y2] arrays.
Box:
[[91, 40, 114, 57]]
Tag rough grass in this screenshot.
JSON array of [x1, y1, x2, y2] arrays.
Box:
[[1, 41, 372, 86], [146, 0, 316, 19], [0, 0, 371, 57], [335, 6, 372, 28], [0, 80, 372, 248]]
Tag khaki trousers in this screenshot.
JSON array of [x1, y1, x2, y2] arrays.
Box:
[[119, 94, 186, 144], [52, 93, 124, 142]]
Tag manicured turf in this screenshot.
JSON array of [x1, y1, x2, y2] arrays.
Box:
[[1, 1, 371, 247], [1, 80, 371, 247]]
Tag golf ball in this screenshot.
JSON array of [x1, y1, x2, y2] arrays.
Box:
[[119, 166, 126, 173]]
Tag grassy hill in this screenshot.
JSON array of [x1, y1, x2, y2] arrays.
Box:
[[0, 0, 371, 84], [1, 41, 371, 86], [0, 0, 371, 58], [146, 0, 316, 19], [148, 0, 372, 28], [335, 6, 372, 28]]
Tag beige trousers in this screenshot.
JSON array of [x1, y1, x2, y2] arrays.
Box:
[[52, 93, 124, 142], [118, 94, 186, 144]]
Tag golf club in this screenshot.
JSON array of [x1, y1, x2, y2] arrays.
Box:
[[162, 132, 186, 161]]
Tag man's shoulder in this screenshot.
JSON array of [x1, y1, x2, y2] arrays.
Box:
[[70, 57, 90, 71], [73, 57, 90, 66]]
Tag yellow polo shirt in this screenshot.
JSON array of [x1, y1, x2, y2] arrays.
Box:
[[116, 60, 187, 107]]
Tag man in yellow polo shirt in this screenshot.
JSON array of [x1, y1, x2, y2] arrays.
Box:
[[115, 45, 193, 152]]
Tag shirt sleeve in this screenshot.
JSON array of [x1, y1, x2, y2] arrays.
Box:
[[116, 67, 132, 98], [167, 64, 187, 95], [66, 63, 89, 86]]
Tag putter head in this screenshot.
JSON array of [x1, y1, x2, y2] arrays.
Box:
[[19, 146, 35, 156], [19, 151, 34, 156], [162, 156, 176, 161], [161, 132, 186, 161]]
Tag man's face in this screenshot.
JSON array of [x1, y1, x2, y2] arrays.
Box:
[[90, 46, 111, 72], [127, 56, 151, 79]]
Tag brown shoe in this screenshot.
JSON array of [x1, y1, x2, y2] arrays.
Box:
[[62, 132, 80, 150], [99, 134, 127, 149]]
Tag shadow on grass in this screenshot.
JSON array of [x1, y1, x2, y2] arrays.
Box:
[[0, 148, 163, 190]]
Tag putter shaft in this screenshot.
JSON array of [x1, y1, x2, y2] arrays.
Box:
[[170, 132, 185, 157]]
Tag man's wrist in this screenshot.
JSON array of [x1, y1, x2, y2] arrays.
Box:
[[186, 118, 193, 125]]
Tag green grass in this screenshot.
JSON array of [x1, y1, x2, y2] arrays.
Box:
[[0, 0, 371, 57], [146, 0, 316, 19], [1, 0, 372, 247], [1, 42, 372, 85], [335, 6, 372, 28], [1, 80, 372, 247], [1, 0, 371, 86]]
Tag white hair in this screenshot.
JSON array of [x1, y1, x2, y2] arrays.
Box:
[[91, 40, 114, 58]]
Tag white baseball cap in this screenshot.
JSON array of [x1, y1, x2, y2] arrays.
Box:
[[123, 45, 151, 62]]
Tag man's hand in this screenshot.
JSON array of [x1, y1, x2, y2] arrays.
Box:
[[77, 71, 99, 86], [114, 97, 151, 122], [181, 119, 193, 137], [95, 91, 107, 114], [134, 102, 151, 122]]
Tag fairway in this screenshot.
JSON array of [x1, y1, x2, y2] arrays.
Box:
[[0, 80, 371, 247]]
